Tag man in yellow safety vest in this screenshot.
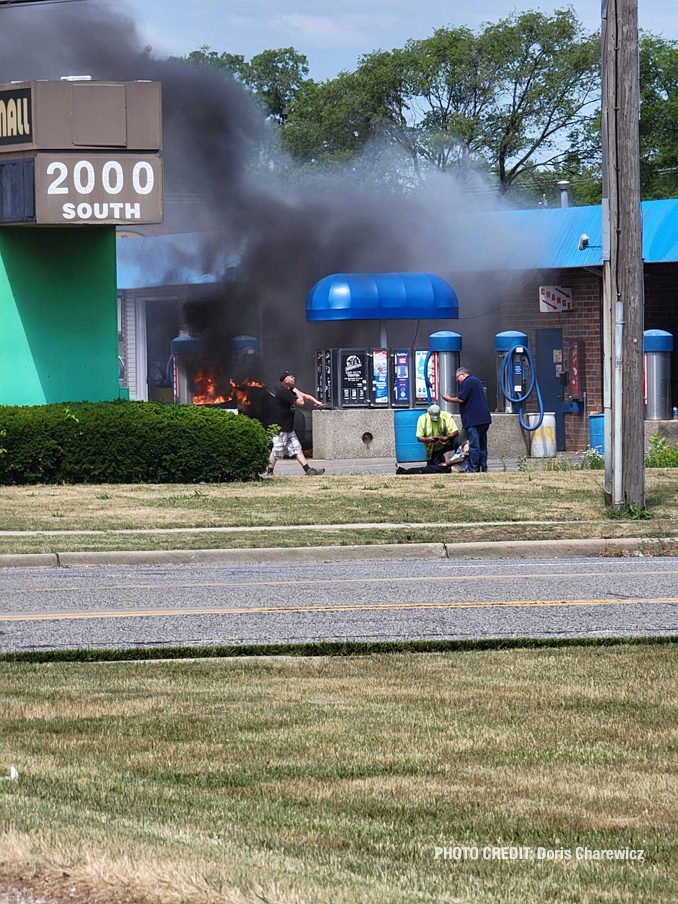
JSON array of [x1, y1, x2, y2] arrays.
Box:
[[416, 404, 459, 467]]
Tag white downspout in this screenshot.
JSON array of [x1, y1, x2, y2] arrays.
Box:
[[602, 263, 612, 501], [613, 299, 624, 507]]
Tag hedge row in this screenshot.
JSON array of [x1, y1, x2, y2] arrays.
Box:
[[0, 401, 270, 484]]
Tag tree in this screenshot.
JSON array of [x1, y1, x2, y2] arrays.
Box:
[[284, 9, 600, 195], [639, 34, 678, 199], [182, 45, 310, 123], [244, 48, 310, 123], [479, 9, 599, 192], [183, 45, 246, 78]]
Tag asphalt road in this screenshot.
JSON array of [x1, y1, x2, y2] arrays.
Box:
[[1, 556, 677, 653]]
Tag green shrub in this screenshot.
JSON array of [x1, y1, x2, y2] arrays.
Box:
[[579, 446, 605, 470], [645, 433, 678, 468], [266, 423, 281, 447], [0, 401, 270, 485]]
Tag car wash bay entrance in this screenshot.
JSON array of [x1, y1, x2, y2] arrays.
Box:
[[535, 328, 565, 451]]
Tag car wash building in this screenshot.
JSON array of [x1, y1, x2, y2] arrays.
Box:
[[0, 79, 163, 406], [111, 196, 678, 459], [301, 201, 678, 458], [488, 199, 678, 452]]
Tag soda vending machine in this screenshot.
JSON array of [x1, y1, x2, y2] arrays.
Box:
[[391, 350, 412, 407], [339, 349, 370, 407], [371, 348, 389, 406], [415, 349, 437, 406]]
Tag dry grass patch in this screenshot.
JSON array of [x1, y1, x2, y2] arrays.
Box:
[[1, 471, 677, 534], [1, 646, 677, 903]]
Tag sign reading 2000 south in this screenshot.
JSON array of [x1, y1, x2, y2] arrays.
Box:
[[35, 154, 163, 225]]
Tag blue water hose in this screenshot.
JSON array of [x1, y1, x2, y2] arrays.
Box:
[[424, 350, 434, 405], [500, 346, 545, 431]]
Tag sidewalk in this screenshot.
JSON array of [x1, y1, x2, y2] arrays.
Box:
[[0, 517, 623, 537], [276, 455, 582, 476]]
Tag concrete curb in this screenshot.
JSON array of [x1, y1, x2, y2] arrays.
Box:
[[0, 553, 59, 569], [0, 537, 676, 569], [444, 536, 678, 559], [55, 543, 448, 568]]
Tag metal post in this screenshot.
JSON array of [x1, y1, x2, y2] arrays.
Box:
[[602, 262, 613, 503], [557, 180, 570, 208], [602, 0, 613, 504]]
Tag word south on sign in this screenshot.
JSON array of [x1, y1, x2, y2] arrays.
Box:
[[35, 154, 163, 225]]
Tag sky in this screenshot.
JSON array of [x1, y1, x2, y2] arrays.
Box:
[[116, 0, 678, 80]]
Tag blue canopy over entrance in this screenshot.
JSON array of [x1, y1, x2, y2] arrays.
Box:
[[306, 272, 459, 321]]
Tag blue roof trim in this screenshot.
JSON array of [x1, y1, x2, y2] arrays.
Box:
[[306, 272, 459, 322], [465, 199, 678, 271], [116, 200, 678, 294]]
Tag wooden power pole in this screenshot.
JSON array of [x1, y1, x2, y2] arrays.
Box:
[[602, 0, 645, 510]]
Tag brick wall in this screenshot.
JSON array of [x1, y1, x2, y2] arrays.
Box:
[[499, 269, 603, 450]]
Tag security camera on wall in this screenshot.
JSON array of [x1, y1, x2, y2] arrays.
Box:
[[578, 234, 590, 251]]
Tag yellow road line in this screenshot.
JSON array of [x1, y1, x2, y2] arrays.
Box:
[[3, 597, 678, 622], [1, 569, 678, 597]]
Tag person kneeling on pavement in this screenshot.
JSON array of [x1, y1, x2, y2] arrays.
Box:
[[416, 404, 459, 468]]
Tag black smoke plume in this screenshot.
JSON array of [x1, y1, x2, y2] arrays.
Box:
[[0, 1, 527, 394]]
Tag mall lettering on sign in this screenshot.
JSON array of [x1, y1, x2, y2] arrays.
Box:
[[0, 88, 32, 146]]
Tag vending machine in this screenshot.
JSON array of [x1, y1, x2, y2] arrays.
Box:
[[338, 349, 370, 407], [391, 350, 412, 407]]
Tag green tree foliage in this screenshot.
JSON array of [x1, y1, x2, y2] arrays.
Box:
[[480, 10, 599, 192], [183, 16, 678, 204], [183, 45, 246, 76], [183, 45, 309, 123], [640, 34, 678, 200], [284, 9, 599, 194]]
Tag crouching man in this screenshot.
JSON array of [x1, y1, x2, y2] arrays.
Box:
[[416, 404, 459, 468]]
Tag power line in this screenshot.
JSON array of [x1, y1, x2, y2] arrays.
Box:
[[0, 0, 94, 7]]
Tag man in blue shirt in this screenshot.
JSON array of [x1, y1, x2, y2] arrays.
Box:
[[442, 367, 492, 472]]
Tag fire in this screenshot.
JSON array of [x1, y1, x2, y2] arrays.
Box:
[[192, 371, 227, 405], [228, 377, 264, 409], [192, 371, 263, 408]]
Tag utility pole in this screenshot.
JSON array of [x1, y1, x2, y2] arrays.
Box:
[[601, 0, 645, 510]]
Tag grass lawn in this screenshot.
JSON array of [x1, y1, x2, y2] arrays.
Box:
[[0, 472, 676, 555], [1, 645, 677, 903]]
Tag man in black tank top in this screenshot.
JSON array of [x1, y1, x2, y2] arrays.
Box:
[[267, 372, 326, 476]]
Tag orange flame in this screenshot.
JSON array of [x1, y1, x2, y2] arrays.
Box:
[[192, 372, 264, 408], [228, 378, 264, 408], [192, 371, 227, 405]]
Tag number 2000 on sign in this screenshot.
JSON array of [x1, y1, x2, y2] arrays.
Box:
[[46, 160, 155, 196]]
